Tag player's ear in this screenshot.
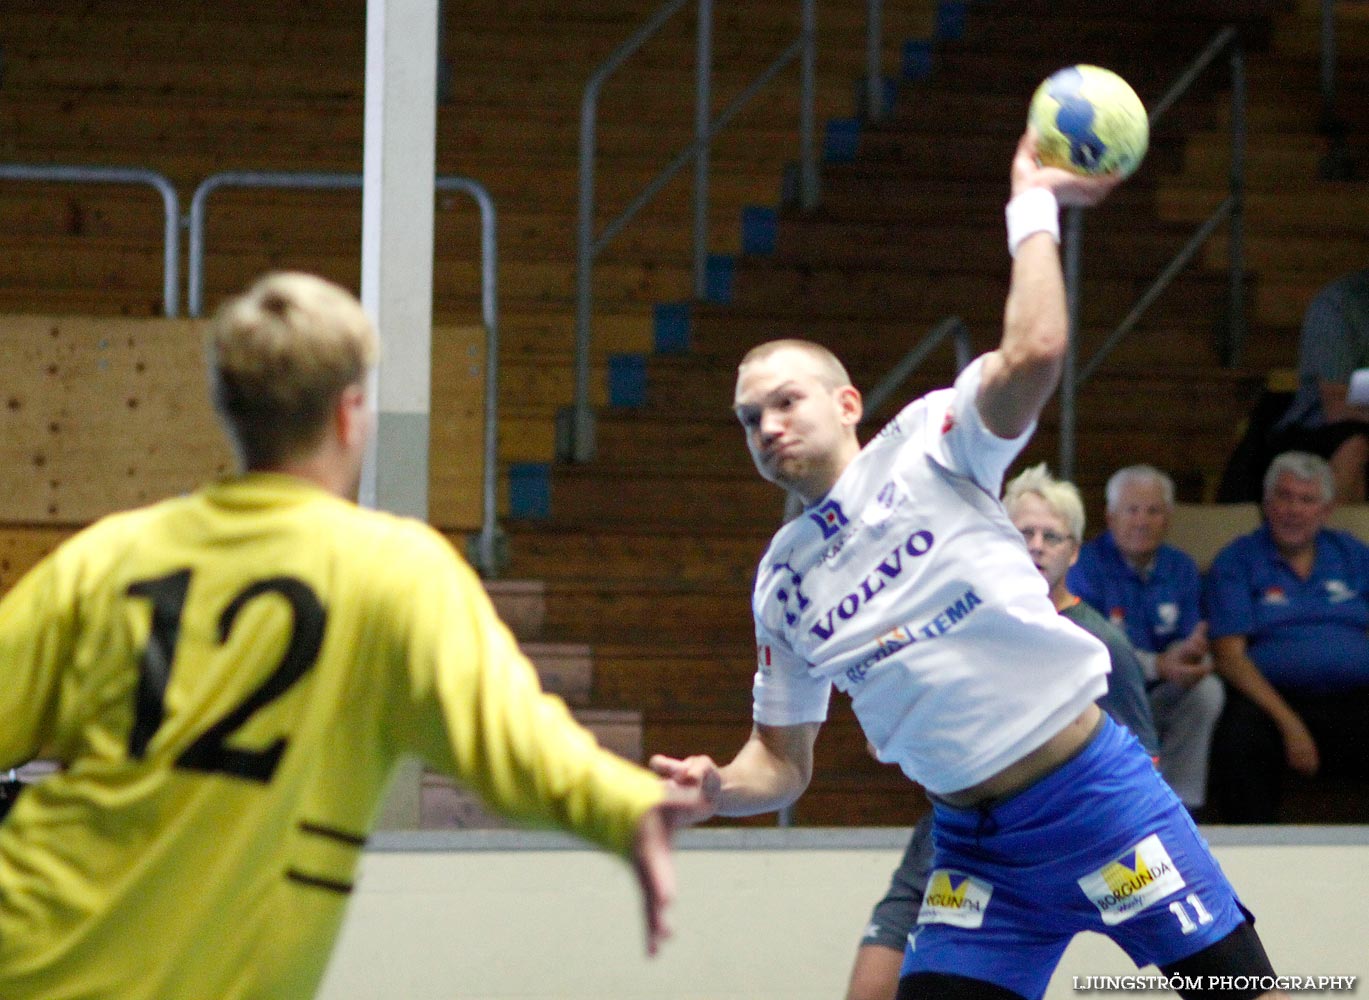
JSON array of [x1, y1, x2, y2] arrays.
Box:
[[335, 382, 369, 449], [837, 384, 863, 428]]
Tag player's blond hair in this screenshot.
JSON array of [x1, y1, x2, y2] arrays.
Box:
[[737, 339, 853, 390], [208, 272, 379, 469], [1003, 462, 1085, 542]]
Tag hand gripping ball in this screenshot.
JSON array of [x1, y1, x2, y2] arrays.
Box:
[[1028, 65, 1148, 179]]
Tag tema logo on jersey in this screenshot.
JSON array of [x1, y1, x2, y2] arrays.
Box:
[[917, 870, 993, 929], [1078, 833, 1186, 925]]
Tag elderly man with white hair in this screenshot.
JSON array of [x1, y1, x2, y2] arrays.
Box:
[[1205, 451, 1369, 823], [1069, 464, 1225, 817]]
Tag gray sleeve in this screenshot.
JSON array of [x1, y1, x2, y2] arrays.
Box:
[[1300, 281, 1360, 384], [1096, 633, 1161, 758], [860, 813, 935, 950]]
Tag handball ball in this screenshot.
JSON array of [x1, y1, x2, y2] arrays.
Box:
[[1028, 65, 1148, 179]]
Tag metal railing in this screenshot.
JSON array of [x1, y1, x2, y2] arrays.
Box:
[[1319, 0, 1357, 178], [1057, 26, 1246, 481], [186, 170, 504, 578], [1322, 0, 1340, 124], [569, 0, 818, 462], [863, 317, 974, 416], [0, 163, 181, 316], [864, 0, 888, 121]]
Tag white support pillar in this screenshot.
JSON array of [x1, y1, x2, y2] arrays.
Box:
[[359, 0, 437, 522], [360, 0, 439, 828]]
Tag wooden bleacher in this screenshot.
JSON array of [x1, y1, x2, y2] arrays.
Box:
[[0, 0, 938, 827], [3, 0, 1368, 827], [0, 0, 936, 486], [501, 0, 1369, 827]]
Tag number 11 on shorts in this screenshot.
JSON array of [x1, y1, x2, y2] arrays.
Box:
[[1169, 893, 1215, 934]]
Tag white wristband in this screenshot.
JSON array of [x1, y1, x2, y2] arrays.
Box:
[[1005, 187, 1060, 257]]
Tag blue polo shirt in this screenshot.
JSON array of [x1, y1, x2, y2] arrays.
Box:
[[1204, 525, 1369, 695], [1068, 532, 1203, 655]]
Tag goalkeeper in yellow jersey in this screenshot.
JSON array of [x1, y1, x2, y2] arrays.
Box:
[[0, 272, 695, 1000]]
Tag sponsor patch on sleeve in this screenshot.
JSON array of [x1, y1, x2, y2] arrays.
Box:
[[1078, 833, 1186, 925], [916, 870, 993, 929]]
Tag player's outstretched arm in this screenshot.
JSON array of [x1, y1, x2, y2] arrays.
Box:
[[978, 129, 1124, 440], [630, 802, 676, 956], [627, 780, 714, 956], [650, 722, 820, 821]]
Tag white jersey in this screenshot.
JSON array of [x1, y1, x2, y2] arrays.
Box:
[[751, 357, 1109, 796]]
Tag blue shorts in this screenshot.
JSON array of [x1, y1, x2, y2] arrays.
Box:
[[900, 715, 1250, 999]]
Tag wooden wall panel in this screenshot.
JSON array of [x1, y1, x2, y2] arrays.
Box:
[[0, 317, 487, 588], [0, 315, 232, 522], [428, 324, 485, 531], [0, 523, 76, 593]]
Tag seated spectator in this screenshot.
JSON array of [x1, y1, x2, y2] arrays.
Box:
[[1206, 450, 1369, 823], [844, 464, 1158, 1000], [1068, 464, 1224, 816], [1268, 268, 1369, 502]]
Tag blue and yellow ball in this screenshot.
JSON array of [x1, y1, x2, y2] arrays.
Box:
[[1028, 65, 1148, 179]]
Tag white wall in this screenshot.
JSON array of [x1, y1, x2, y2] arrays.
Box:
[[318, 828, 1369, 1000]]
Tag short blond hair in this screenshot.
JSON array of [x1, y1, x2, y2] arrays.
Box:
[[208, 272, 378, 469], [1003, 462, 1085, 541], [737, 339, 853, 390]]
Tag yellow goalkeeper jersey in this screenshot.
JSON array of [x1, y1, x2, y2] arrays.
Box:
[[0, 473, 662, 1000]]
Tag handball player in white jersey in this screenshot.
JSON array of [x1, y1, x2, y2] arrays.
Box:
[[650, 130, 1282, 1000]]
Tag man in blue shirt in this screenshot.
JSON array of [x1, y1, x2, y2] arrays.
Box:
[[1069, 465, 1223, 815], [1206, 451, 1369, 823]]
